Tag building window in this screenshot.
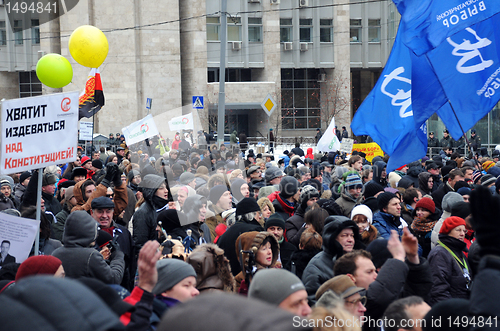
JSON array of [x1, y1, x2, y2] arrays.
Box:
[[280, 18, 293, 42], [31, 19, 40, 44], [19, 71, 42, 98], [207, 68, 252, 83], [207, 17, 220, 41], [0, 21, 6, 46], [14, 20, 23, 45], [350, 19, 362, 42], [299, 19, 312, 42], [320, 19, 333, 42], [281, 68, 321, 130], [227, 17, 241, 42], [248, 17, 262, 42], [368, 19, 381, 42]]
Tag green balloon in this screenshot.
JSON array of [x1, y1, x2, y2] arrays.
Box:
[[36, 53, 73, 88]]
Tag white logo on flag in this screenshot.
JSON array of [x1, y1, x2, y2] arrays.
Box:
[[447, 28, 493, 74], [380, 67, 413, 118]]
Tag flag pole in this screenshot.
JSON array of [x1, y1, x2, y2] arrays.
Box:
[[448, 101, 474, 158], [91, 111, 95, 154]]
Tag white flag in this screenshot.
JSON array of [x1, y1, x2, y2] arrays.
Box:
[[122, 114, 160, 146], [317, 117, 341, 152], [168, 112, 194, 131]]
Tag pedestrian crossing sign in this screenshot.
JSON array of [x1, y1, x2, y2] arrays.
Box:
[[193, 96, 204, 109], [261, 94, 277, 117]]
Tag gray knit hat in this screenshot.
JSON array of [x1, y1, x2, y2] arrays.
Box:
[[179, 172, 195, 185], [248, 268, 305, 306], [279, 176, 299, 199], [442, 192, 464, 213], [152, 259, 197, 295]]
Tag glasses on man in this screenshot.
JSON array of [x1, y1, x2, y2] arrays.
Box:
[[345, 296, 367, 306]]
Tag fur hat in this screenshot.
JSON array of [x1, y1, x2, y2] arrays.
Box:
[[235, 231, 279, 268], [315, 275, 364, 301]]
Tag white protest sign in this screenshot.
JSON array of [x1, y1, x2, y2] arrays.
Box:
[[0, 213, 40, 266], [79, 122, 93, 141], [122, 114, 160, 146], [1, 92, 79, 174], [168, 112, 194, 131], [340, 138, 354, 154]]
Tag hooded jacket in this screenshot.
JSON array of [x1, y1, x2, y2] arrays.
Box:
[[373, 211, 408, 240], [301, 216, 363, 303], [418, 172, 433, 196], [52, 211, 125, 284], [233, 231, 279, 293], [133, 175, 169, 251], [402, 161, 425, 188], [0, 276, 124, 331], [186, 243, 236, 293], [371, 161, 388, 187]]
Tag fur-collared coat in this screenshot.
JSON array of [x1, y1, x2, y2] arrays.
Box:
[[186, 244, 235, 293]]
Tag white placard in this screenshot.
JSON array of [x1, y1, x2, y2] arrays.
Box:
[[1, 92, 79, 174], [122, 114, 160, 146], [79, 122, 93, 141], [168, 112, 194, 131], [340, 138, 354, 154], [0, 213, 40, 267]]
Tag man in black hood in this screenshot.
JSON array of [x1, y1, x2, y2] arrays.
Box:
[[371, 161, 388, 187], [301, 216, 364, 303]]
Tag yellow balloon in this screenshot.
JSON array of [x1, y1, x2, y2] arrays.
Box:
[[69, 25, 109, 68], [36, 53, 73, 88]]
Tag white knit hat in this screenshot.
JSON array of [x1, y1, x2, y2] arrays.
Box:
[[350, 204, 373, 225]]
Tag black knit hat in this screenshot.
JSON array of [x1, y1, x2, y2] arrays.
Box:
[[279, 176, 299, 199], [364, 182, 384, 198], [377, 192, 398, 211], [264, 213, 286, 230], [92, 159, 103, 170], [19, 171, 31, 183], [450, 201, 471, 220], [424, 299, 469, 331], [236, 197, 261, 216]]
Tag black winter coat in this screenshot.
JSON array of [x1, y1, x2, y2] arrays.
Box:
[[285, 205, 306, 247], [285, 249, 321, 280], [428, 235, 470, 305], [132, 175, 169, 252], [302, 216, 363, 303], [216, 219, 264, 276]]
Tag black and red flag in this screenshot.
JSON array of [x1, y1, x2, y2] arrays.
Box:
[[78, 68, 105, 120]]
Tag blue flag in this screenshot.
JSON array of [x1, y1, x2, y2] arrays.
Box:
[[393, 0, 500, 56], [407, 12, 500, 139], [350, 29, 428, 173]]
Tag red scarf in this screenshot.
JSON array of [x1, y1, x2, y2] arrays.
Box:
[[276, 194, 295, 217]]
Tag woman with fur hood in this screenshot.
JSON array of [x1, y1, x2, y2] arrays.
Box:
[[234, 231, 279, 294], [186, 243, 236, 293], [350, 204, 378, 246]]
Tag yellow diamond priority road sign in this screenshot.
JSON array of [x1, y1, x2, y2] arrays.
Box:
[[261, 94, 277, 117]]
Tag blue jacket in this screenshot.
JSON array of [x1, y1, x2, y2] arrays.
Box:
[[372, 211, 406, 239]]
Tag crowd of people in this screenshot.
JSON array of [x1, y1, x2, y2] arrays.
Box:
[[0, 130, 499, 331]]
